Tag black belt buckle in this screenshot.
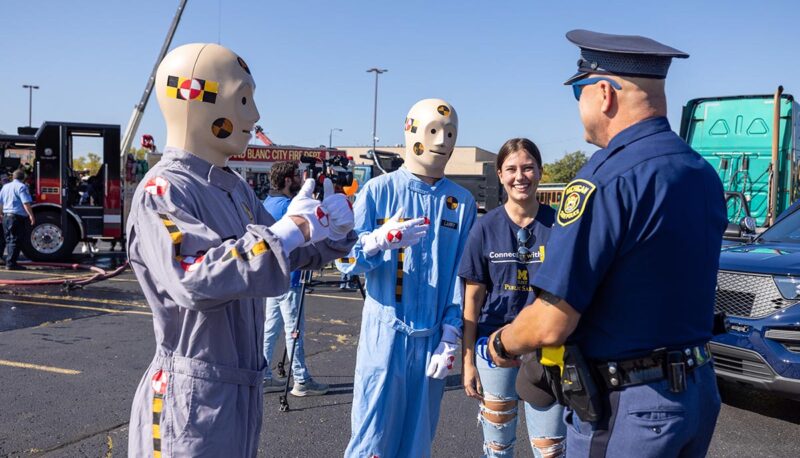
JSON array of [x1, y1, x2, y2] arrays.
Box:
[[667, 351, 687, 393]]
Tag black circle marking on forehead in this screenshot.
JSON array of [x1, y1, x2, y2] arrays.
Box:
[[212, 118, 233, 139]]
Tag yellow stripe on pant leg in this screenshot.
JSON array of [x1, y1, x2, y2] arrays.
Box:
[[153, 392, 164, 455]]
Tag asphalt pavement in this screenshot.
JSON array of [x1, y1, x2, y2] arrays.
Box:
[[0, 250, 798, 457]]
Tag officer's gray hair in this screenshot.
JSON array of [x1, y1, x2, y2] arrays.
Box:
[[12, 169, 25, 181]]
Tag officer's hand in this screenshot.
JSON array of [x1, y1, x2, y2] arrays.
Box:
[[426, 324, 460, 380], [488, 327, 521, 368], [321, 178, 354, 241], [285, 179, 330, 245], [361, 208, 429, 257], [29, 216, 35, 226]]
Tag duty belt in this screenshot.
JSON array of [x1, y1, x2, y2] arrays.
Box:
[[594, 344, 712, 391]]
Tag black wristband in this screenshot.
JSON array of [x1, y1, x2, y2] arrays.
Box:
[[493, 329, 513, 360]]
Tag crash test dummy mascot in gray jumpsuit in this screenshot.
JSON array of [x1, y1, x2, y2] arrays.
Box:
[[126, 43, 356, 457], [337, 99, 477, 457]]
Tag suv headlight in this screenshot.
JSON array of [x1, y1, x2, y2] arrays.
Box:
[[773, 276, 800, 300]]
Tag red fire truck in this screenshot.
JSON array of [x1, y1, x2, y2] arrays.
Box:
[[0, 121, 122, 260]]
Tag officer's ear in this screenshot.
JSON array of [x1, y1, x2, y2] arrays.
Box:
[[599, 81, 617, 115]]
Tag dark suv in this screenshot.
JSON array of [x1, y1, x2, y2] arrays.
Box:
[[711, 201, 800, 399]]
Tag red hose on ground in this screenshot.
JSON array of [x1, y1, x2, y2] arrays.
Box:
[[0, 261, 129, 287]]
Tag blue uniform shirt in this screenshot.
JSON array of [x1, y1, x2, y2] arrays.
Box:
[[459, 205, 555, 338], [532, 117, 727, 360], [0, 179, 33, 216], [263, 192, 301, 287]]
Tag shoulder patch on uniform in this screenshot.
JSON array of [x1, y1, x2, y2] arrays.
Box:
[[557, 179, 596, 227]]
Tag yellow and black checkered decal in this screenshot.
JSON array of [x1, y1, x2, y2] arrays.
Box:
[[395, 248, 405, 303], [166, 75, 218, 103], [375, 217, 409, 304], [338, 257, 355, 264], [404, 117, 418, 133], [157, 213, 183, 260], [152, 393, 164, 457], [221, 240, 270, 263]]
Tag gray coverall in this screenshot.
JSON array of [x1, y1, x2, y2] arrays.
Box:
[[126, 148, 355, 457]]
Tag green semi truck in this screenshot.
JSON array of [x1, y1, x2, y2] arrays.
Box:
[[680, 87, 800, 227]]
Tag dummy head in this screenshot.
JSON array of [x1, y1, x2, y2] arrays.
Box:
[[403, 98, 458, 179], [155, 43, 259, 166]]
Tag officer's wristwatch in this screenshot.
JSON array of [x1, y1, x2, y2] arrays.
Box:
[[493, 330, 513, 360]]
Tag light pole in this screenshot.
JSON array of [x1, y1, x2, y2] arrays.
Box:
[[366, 68, 387, 157], [329, 128, 343, 148], [22, 84, 39, 127]]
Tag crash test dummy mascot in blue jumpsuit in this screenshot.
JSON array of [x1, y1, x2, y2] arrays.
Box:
[[126, 43, 356, 457], [337, 98, 477, 457]]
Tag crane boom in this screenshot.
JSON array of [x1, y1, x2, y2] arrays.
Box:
[[120, 0, 188, 160]]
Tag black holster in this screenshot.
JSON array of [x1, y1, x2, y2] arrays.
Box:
[[561, 344, 604, 422]]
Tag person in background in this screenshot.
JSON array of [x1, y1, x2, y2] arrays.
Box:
[[0, 173, 7, 265], [459, 138, 565, 458], [262, 161, 330, 396], [0, 169, 35, 270]]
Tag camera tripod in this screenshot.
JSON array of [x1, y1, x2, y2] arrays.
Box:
[[276, 268, 366, 412]]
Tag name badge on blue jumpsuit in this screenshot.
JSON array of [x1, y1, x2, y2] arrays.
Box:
[[557, 179, 596, 226]]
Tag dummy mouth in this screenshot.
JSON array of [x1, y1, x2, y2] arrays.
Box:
[[430, 149, 447, 156]]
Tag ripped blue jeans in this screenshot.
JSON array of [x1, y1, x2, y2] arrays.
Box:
[[475, 341, 566, 458]]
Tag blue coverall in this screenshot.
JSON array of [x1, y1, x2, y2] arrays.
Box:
[[337, 167, 477, 458]]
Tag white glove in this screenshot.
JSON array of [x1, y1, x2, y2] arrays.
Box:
[[426, 324, 461, 380], [285, 178, 330, 245], [361, 208, 429, 257], [322, 178, 354, 241]]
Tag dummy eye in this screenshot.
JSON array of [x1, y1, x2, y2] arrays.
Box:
[[447, 132, 453, 138], [430, 128, 437, 134], [241, 97, 247, 105]]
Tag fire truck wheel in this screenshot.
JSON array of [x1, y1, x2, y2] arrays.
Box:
[[22, 211, 79, 262]]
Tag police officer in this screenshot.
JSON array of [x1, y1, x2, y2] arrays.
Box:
[[489, 30, 727, 457]]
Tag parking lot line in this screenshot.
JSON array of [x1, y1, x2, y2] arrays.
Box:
[[6, 268, 138, 283], [11, 292, 149, 309], [0, 298, 152, 316], [0, 359, 81, 375]]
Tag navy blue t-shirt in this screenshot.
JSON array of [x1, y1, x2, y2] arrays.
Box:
[[458, 204, 556, 338], [532, 117, 727, 360]]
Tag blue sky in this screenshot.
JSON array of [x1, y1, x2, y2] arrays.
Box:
[[2, 0, 799, 163]]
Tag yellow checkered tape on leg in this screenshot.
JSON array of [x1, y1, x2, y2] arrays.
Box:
[[540, 346, 565, 376]]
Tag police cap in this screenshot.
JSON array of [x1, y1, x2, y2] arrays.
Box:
[[564, 29, 689, 85]]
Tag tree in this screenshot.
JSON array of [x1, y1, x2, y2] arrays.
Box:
[[73, 152, 103, 175], [541, 150, 588, 183]]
